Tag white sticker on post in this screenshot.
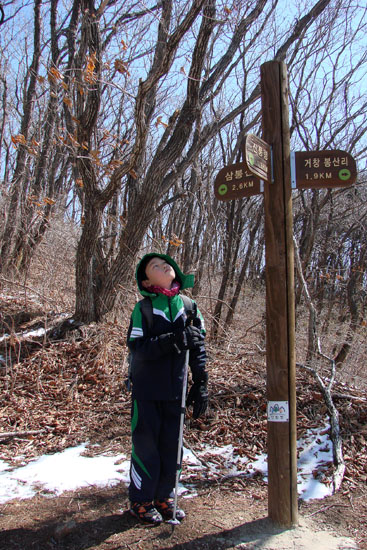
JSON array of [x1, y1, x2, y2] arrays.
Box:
[[267, 401, 289, 422]]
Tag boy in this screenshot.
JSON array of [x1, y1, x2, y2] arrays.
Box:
[[127, 253, 208, 525]]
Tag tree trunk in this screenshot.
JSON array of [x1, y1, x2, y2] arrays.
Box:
[[225, 206, 262, 328], [0, 0, 42, 272], [74, 201, 103, 322], [333, 237, 366, 366], [12, 0, 61, 273], [211, 201, 235, 340]]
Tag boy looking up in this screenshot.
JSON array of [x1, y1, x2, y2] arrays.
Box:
[[127, 253, 208, 524]]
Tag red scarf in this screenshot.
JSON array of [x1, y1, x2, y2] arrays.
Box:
[[145, 281, 181, 297]]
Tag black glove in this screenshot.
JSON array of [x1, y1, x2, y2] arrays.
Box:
[[174, 325, 204, 351], [186, 373, 208, 419]]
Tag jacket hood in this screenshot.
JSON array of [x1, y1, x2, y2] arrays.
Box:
[[136, 253, 195, 296]]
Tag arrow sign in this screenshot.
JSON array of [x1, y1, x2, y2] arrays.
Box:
[[243, 134, 271, 182], [292, 150, 357, 189], [214, 162, 263, 201]]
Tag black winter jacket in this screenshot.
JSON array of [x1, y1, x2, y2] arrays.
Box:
[[127, 291, 207, 401]]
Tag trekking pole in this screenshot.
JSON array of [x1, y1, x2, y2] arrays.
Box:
[[168, 348, 189, 530], [167, 317, 192, 531]]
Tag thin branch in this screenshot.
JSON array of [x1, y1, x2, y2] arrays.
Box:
[[295, 233, 346, 492], [0, 429, 46, 440]]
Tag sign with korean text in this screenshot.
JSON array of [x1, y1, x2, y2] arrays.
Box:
[[292, 150, 357, 189], [243, 134, 271, 182], [214, 162, 263, 201]]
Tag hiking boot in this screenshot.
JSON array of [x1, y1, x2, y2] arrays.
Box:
[[154, 498, 186, 521], [130, 502, 163, 525]]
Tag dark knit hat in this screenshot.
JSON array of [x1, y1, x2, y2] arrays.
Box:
[[136, 253, 194, 296]]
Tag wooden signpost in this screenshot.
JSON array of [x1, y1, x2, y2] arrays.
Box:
[[214, 60, 357, 528], [261, 61, 297, 528]]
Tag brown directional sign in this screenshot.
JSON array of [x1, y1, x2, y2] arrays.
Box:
[[293, 150, 357, 189], [243, 133, 271, 182], [214, 162, 262, 201]]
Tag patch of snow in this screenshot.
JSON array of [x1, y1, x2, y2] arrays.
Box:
[[0, 421, 335, 505], [0, 443, 130, 504]]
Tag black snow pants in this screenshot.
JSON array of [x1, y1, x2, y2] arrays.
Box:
[[129, 398, 182, 503]]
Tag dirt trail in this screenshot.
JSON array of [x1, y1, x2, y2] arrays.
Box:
[[214, 516, 358, 549], [0, 484, 362, 550]]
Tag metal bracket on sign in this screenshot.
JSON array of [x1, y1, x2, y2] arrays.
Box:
[[270, 147, 274, 184], [290, 151, 296, 189]]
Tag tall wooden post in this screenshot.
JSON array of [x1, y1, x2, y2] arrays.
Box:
[[261, 61, 298, 526]]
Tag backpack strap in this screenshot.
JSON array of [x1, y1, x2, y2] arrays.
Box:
[[180, 294, 196, 322], [139, 297, 154, 332]]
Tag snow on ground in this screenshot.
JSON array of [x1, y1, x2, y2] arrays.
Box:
[[0, 422, 334, 505]]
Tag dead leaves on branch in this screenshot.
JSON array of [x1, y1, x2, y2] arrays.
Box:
[[27, 195, 56, 207], [84, 53, 98, 84], [11, 134, 27, 146], [62, 96, 72, 108], [162, 234, 185, 247], [11, 134, 39, 157], [155, 116, 168, 128], [52, 127, 131, 177], [47, 67, 64, 85], [114, 59, 130, 76], [13, 50, 133, 176]]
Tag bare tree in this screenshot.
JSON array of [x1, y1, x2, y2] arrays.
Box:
[[2, 0, 366, 328], [0, 0, 42, 270]]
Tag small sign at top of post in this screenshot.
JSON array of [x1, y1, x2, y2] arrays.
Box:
[[243, 134, 271, 182]]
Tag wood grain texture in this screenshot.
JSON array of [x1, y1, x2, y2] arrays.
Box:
[[261, 60, 298, 527]]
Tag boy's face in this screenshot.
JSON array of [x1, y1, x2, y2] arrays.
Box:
[[142, 257, 176, 290]]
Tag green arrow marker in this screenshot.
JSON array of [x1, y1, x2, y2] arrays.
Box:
[[339, 168, 351, 181], [218, 184, 228, 195]]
